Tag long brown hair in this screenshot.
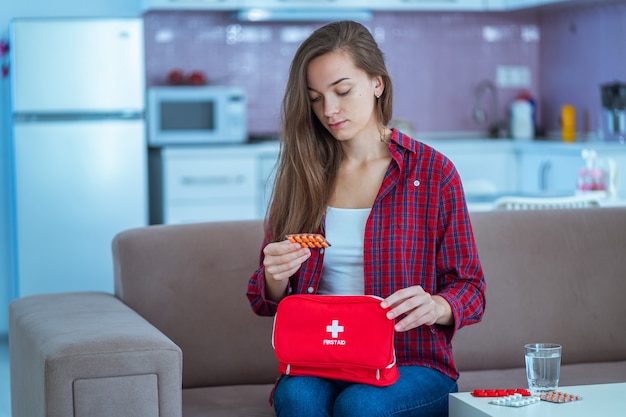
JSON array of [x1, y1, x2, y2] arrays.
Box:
[[267, 20, 394, 240]]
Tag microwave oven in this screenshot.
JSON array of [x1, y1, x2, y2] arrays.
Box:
[[148, 86, 247, 146]]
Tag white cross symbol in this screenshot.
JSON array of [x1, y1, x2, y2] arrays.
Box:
[[326, 320, 344, 338]]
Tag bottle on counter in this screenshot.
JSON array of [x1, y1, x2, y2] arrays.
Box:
[[510, 99, 534, 140], [561, 104, 577, 142], [576, 149, 605, 194]]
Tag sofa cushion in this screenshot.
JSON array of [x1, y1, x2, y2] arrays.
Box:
[[182, 384, 275, 417], [454, 208, 626, 372], [112, 220, 278, 389]]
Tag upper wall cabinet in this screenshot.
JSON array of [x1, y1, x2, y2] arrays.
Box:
[[240, 1, 487, 11], [143, 0, 381, 11], [485, 0, 571, 10], [369, 0, 486, 11], [142, 0, 575, 12], [240, 0, 368, 9], [143, 0, 240, 11]]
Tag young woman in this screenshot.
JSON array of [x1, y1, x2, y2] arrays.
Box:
[[247, 20, 485, 417]]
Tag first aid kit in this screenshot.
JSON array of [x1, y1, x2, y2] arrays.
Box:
[[272, 294, 399, 386]]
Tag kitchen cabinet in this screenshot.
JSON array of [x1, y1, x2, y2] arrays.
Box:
[[518, 149, 582, 194], [240, 0, 367, 9], [240, 0, 486, 11], [430, 139, 626, 200], [153, 143, 279, 224], [142, 0, 581, 12], [259, 151, 279, 217], [160, 148, 260, 224], [451, 149, 518, 196], [144, 0, 370, 11], [150, 140, 626, 224], [517, 142, 626, 196], [424, 140, 518, 196], [142, 0, 240, 11], [369, 0, 486, 11], [485, 0, 571, 10]]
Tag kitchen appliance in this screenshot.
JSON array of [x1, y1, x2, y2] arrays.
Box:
[[7, 18, 148, 297], [147, 86, 247, 146], [600, 82, 626, 143]]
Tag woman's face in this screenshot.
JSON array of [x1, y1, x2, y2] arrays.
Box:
[[306, 50, 383, 142]]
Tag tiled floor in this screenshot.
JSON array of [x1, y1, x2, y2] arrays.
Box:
[[0, 335, 9, 417]]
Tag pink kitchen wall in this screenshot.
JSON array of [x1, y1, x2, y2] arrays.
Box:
[[538, 0, 626, 137], [144, 1, 625, 139]]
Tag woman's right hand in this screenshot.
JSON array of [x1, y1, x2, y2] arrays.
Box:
[[263, 240, 311, 302]]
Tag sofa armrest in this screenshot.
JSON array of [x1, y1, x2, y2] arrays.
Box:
[[9, 292, 182, 417]]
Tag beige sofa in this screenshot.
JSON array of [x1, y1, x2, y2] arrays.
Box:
[[9, 208, 626, 417]]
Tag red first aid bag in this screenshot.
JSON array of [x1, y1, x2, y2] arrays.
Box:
[[272, 294, 400, 386]]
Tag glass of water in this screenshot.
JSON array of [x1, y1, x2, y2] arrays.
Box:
[[524, 343, 562, 395]]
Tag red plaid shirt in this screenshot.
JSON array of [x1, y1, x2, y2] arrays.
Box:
[[247, 128, 486, 381]]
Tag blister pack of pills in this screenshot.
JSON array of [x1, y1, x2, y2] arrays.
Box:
[[472, 388, 531, 397], [286, 234, 331, 248], [489, 394, 541, 407], [539, 391, 583, 403]]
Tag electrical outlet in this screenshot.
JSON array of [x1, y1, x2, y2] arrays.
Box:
[[496, 66, 531, 88]]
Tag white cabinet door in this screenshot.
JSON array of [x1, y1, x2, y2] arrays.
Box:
[[143, 0, 240, 11], [370, 0, 485, 11], [427, 141, 518, 197], [240, 0, 366, 9], [518, 152, 582, 194], [448, 151, 517, 196], [162, 151, 259, 223], [258, 152, 279, 218], [165, 156, 257, 200], [485, 0, 571, 10]]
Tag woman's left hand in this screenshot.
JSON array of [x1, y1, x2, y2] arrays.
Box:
[[381, 286, 453, 332]]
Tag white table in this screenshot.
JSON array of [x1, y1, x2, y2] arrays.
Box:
[[449, 383, 625, 417]]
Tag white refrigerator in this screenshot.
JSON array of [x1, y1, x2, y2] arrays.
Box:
[[8, 18, 148, 297]]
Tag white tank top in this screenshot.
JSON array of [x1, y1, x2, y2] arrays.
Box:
[[318, 206, 370, 295]]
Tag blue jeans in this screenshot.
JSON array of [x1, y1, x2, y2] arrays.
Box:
[[273, 366, 457, 417]]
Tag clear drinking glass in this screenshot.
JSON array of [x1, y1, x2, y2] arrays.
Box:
[[524, 343, 562, 395]]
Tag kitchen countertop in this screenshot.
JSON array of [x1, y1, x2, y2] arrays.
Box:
[[160, 141, 280, 158], [243, 135, 626, 152], [420, 136, 626, 149], [466, 194, 626, 212]]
